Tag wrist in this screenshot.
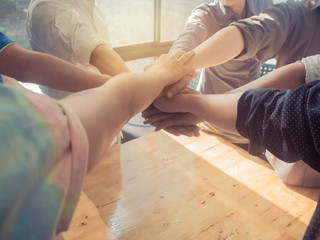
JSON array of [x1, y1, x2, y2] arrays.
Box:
[[144, 69, 168, 85], [181, 93, 200, 113]]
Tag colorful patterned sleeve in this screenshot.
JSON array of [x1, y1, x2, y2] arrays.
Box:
[[0, 85, 88, 239]]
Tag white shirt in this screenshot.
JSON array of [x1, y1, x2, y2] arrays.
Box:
[[26, 0, 111, 99], [300, 55, 320, 83]]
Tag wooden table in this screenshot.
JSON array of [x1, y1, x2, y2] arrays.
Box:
[[59, 131, 320, 240]]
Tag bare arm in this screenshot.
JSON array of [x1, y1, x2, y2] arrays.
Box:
[[166, 26, 244, 97], [90, 44, 130, 75], [60, 51, 196, 171], [187, 26, 244, 69], [227, 62, 306, 93], [2, 75, 22, 87], [153, 59, 308, 134], [154, 92, 242, 134], [0, 44, 110, 91]]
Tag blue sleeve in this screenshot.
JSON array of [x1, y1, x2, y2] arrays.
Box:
[[0, 32, 14, 84], [236, 81, 320, 172], [0, 32, 14, 52]]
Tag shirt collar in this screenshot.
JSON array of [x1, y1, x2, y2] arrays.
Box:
[[218, 0, 249, 23], [245, 0, 255, 17], [218, 1, 237, 24]]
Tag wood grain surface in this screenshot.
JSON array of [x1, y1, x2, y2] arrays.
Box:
[[58, 131, 320, 240]]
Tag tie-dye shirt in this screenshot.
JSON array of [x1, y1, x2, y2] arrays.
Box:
[[0, 32, 14, 83], [0, 85, 88, 239]]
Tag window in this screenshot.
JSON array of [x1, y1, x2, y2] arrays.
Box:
[[1, 0, 213, 84], [97, 0, 154, 46], [1, 0, 297, 60], [97, 0, 213, 61], [160, 0, 211, 42], [0, 0, 30, 49]]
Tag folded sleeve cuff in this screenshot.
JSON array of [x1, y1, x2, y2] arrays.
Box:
[[299, 55, 320, 83]]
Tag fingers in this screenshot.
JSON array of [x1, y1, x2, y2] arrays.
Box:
[[143, 64, 151, 72], [179, 87, 201, 95], [143, 112, 173, 125], [178, 50, 195, 64], [154, 117, 179, 131], [165, 75, 193, 98], [152, 113, 200, 130], [173, 51, 197, 78], [163, 127, 181, 136], [183, 125, 201, 137], [173, 50, 186, 59], [172, 50, 195, 64], [142, 104, 161, 119]]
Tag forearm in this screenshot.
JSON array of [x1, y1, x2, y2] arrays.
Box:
[[60, 72, 167, 171], [30, 52, 110, 91], [60, 51, 194, 171], [103, 72, 167, 123], [1, 44, 109, 91], [155, 92, 242, 134], [228, 62, 306, 94], [185, 26, 244, 69], [186, 93, 243, 133], [162, 26, 244, 98], [2, 75, 21, 86], [90, 44, 130, 76]]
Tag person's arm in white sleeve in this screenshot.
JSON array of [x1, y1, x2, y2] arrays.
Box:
[[90, 44, 130, 75], [300, 55, 320, 83], [54, 10, 130, 76]]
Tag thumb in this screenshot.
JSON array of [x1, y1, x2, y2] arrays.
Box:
[[165, 75, 193, 98]]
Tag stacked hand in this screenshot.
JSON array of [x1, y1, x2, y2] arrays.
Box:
[[142, 88, 203, 137], [144, 50, 197, 88], [142, 50, 203, 137]]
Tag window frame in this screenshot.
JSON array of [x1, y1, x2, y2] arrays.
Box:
[[114, 0, 174, 61]]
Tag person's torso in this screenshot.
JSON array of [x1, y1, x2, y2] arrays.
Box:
[[26, 0, 109, 66], [26, 0, 109, 98], [199, 0, 272, 94]]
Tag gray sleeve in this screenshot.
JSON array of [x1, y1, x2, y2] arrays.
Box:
[[169, 4, 219, 55], [231, 2, 298, 62]]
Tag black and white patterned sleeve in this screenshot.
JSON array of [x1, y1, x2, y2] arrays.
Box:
[[236, 81, 320, 172]]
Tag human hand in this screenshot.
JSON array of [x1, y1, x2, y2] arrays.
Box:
[[144, 111, 202, 130], [142, 104, 202, 136], [144, 51, 196, 86], [164, 75, 194, 98], [142, 88, 200, 123], [163, 125, 201, 137], [142, 88, 202, 136], [152, 89, 198, 113], [143, 110, 202, 137]]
